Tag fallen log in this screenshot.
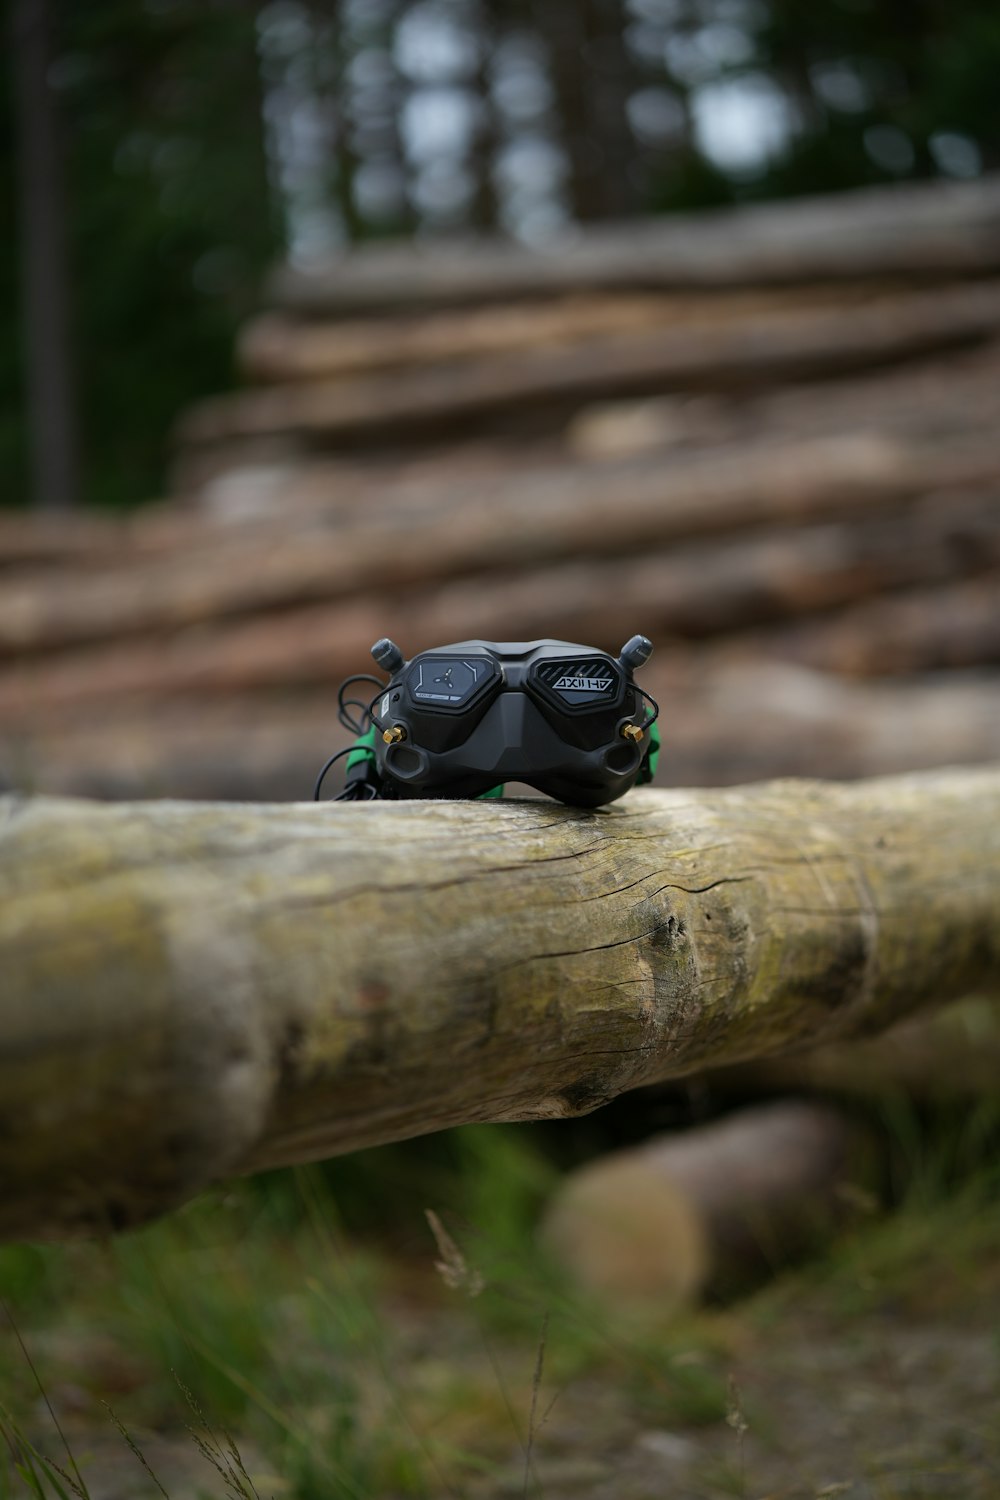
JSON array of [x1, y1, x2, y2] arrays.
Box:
[[237, 283, 926, 385], [737, 573, 1000, 677], [3, 662, 1000, 800], [539, 1101, 861, 1312], [667, 661, 1000, 781], [178, 280, 1000, 451], [186, 339, 1000, 502], [569, 340, 1000, 461], [239, 290, 786, 383], [707, 995, 1000, 1101], [0, 514, 127, 569], [5, 433, 1000, 660], [1, 767, 998, 1240], [1, 496, 997, 723], [8, 345, 1000, 625], [269, 175, 1000, 315], [395, 500, 1000, 655]]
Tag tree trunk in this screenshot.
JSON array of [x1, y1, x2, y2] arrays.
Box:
[[10, 0, 79, 512], [1, 767, 998, 1241]]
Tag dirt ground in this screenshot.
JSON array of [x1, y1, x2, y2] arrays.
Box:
[[12, 1252, 999, 1500], [6, 1148, 1000, 1500], [494, 1305, 1000, 1500]]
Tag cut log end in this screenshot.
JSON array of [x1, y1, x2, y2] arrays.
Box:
[[539, 1101, 861, 1313]]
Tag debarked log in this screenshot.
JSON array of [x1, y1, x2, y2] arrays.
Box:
[[3, 498, 998, 723], [705, 994, 1000, 1101], [736, 573, 1000, 677], [268, 175, 1000, 315], [236, 281, 991, 386], [177, 280, 1000, 451], [3, 662, 1000, 802], [0, 768, 998, 1243], [4, 432, 1000, 661], [539, 1100, 863, 1312]]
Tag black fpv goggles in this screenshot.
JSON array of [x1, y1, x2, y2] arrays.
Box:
[[316, 635, 660, 808]]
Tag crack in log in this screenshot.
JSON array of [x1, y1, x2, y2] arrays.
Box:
[[484, 894, 750, 978]]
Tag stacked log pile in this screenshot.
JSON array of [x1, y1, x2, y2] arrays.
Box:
[[2, 175, 999, 801]]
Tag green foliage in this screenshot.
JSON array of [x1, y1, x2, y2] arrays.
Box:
[[746, 0, 1000, 198], [58, 2, 280, 509], [252, 1122, 557, 1254], [0, 1409, 89, 1500], [2, 0, 280, 511], [749, 1095, 1000, 1328], [0, 1249, 54, 1313], [2, 1101, 1000, 1498], [0, 1125, 728, 1497]]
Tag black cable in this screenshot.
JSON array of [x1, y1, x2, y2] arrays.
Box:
[[313, 745, 355, 802], [339, 698, 373, 734], [347, 782, 379, 802], [366, 683, 393, 735], [316, 673, 392, 802], [337, 673, 384, 735], [637, 684, 660, 731], [331, 781, 379, 802]]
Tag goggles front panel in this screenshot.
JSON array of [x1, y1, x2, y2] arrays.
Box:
[[368, 639, 653, 806]]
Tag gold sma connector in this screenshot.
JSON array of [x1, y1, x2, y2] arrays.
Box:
[[620, 723, 644, 743], [383, 725, 406, 745]]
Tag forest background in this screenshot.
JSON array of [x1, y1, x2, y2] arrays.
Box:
[[5, 0, 1000, 515]]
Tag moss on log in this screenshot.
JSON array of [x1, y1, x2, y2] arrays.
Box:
[[1, 768, 998, 1241]]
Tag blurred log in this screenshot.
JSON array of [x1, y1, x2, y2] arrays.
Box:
[[1, 493, 997, 723], [0, 514, 122, 568], [742, 339, 1000, 444], [181, 337, 1000, 499], [0, 432, 909, 654], [569, 341, 1000, 461], [1, 766, 998, 1240], [269, 175, 1000, 315], [655, 661, 1000, 783], [179, 281, 1000, 451], [8, 329, 998, 573], [403, 497, 1000, 652], [238, 282, 945, 384], [707, 996, 1000, 1101], [0, 448, 523, 559], [4, 663, 998, 802], [539, 1102, 859, 1312], [739, 573, 1000, 676], [0, 500, 301, 566], [238, 291, 755, 383], [6, 433, 1000, 660]]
